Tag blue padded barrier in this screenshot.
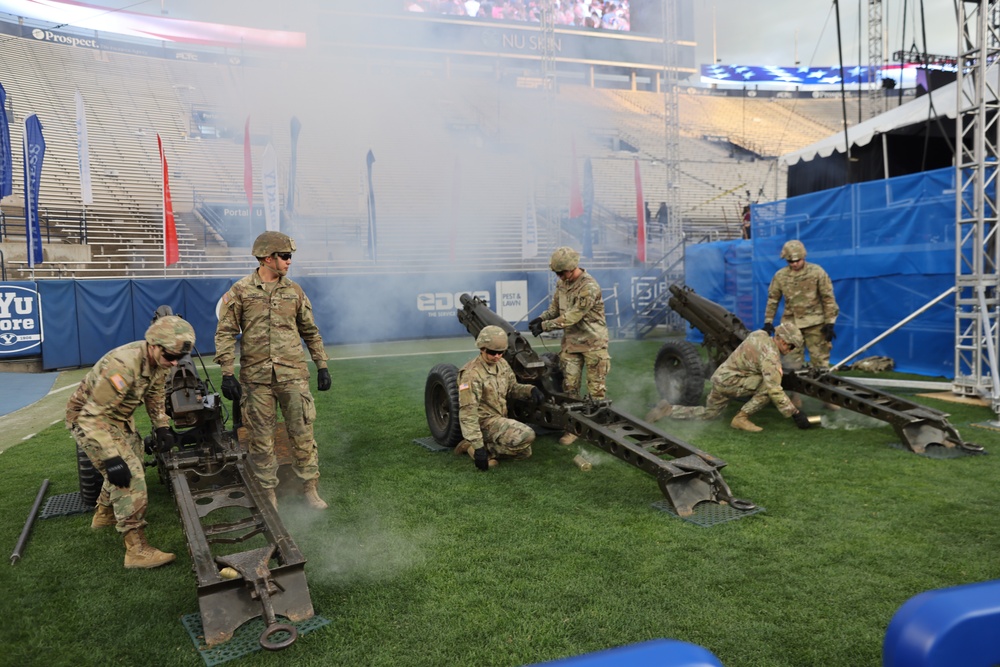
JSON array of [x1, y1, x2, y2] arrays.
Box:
[[529, 639, 724, 667], [883, 579, 1000, 667]]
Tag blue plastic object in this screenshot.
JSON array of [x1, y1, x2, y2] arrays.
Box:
[[883, 578, 1000, 667], [529, 639, 724, 667]]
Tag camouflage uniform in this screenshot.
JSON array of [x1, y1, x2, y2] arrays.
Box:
[[670, 330, 797, 421], [539, 269, 611, 398], [458, 354, 536, 459], [66, 341, 170, 533], [214, 269, 329, 489], [765, 261, 838, 369]]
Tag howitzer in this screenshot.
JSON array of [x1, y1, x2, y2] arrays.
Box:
[[424, 293, 756, 516], [77, 307, 314, 650], [661, 284, 985, 455]]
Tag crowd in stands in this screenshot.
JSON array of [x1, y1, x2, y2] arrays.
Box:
[[405, 0, 630, 30]]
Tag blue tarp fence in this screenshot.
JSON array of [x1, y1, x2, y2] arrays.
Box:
[[687, 166, 959, 377]]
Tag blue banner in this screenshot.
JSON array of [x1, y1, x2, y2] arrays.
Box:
[[23, 114, 45, 268], [0, 82, 11, 198], [0, 282, 43, 358]]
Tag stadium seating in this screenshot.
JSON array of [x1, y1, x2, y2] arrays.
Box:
[[0, 35, 859, 279]]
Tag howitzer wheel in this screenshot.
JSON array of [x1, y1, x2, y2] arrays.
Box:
[[653, 340, 706, 406], [425, 363, 463, 447], [76, 445, 101, 507]]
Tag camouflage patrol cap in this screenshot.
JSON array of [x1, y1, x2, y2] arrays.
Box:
[[476, 325, 509, 351], [145, 315, 195, 355], [780, 239, 807, 262], [773, 322, 804, 350], [549, 246, 580, 273], [252, 231, 297, 258]]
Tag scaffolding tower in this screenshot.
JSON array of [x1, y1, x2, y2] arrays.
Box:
[[954, 0, 1000, 414], [867, 0, 885, 117]]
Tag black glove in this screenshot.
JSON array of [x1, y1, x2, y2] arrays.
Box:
[[474, 447, 490, 471], [317, 368, 332, 392], [104, 456, 132, 488], [528, 317, 544, 337], [821, 323, 837, 342], [530, 387, 545, 407], [221, 374, 242, 401], [792, 411, 812, 430], [762, 322, 775, 336], [154, 427, 175, 453]]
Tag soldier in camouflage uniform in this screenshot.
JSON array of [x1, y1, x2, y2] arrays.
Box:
[[454, 326, 544, 471], [646, 323, 813, 432], [214, 231, 332, 510], [66, 315, 194, 569], [529, 246, 610, 445], [763, 240, 839, 370]]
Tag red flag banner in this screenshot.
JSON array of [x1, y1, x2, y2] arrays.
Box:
[[634, 158, 645, 263], [569, 137, 583, 219], [243, 115, 253, 210], [158, 134, 179, 267]]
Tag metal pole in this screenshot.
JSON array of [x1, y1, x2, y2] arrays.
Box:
[[830, 287, 956, 371], [10, 479, 49, 565]]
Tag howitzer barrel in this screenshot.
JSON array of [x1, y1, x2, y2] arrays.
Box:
[[668, 284, 748, 365], [457, 293, 546, 381]]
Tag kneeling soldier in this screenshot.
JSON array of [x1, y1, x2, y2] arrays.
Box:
[[646, 322, 813, 433], [455, 326, 544, 470]]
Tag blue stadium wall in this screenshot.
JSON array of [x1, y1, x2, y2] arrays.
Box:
[[0, 268, 656, 370]]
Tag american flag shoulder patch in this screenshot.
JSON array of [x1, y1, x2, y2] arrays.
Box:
[[109, 374, 127, 392], [459, 382, 470, 391], [222, 292, 232, 305]]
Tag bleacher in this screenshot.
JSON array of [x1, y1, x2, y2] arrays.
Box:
[[0, 36, 852, 279]]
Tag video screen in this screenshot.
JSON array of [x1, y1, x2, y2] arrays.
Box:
[[404, 1, 631, 32]]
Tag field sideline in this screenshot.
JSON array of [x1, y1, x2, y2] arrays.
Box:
[[2, 335, 1000, 667]]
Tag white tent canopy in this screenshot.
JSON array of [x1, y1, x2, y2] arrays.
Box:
[[778, 69, 999, 166]]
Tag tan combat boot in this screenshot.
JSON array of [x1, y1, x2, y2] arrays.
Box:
[[123, 528, 176, 569], [303, 479, 328, 510], [645, 400, 674, 422], [730, 412, 763, 432], [454, 440, 472, 457], [90, 504, 116, 530], [558, 433, 578, 446]]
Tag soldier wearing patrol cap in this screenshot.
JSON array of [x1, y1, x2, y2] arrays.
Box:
[[214, 231, 331, 510], [528, 246, 610, 445], [66, 315, 195, 569], [645, 322, 813, 433], [454, 325, 545, 471]]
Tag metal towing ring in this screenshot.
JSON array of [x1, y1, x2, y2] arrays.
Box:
[[259, 622, 298, 651]]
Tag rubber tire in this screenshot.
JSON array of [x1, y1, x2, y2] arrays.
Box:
[[77, 445, 102, 508], [425, 363, 463, 447], [653, 340, 706, 406]]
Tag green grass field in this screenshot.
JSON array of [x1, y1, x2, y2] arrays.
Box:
[[3, 336, 1000, 667]]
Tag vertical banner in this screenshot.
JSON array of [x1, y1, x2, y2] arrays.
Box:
[[157, 134, 179, 267], [286, 116, 301, 213], [521, 181, 538, 260], [261, 143, 280, 232], [22, 114, 45, 269], [243, 115, 253, 211], [74, 90, 93, 206], [0, 83, 14, 199], [634, 158, 645, 263], [582, 157, 594, 259], [366, 149, 377, 263], [450, 156, 460, 261], [569, 136, 583, 219]]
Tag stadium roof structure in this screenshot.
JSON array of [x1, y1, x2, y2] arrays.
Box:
[[779, 67, 999, 166]]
